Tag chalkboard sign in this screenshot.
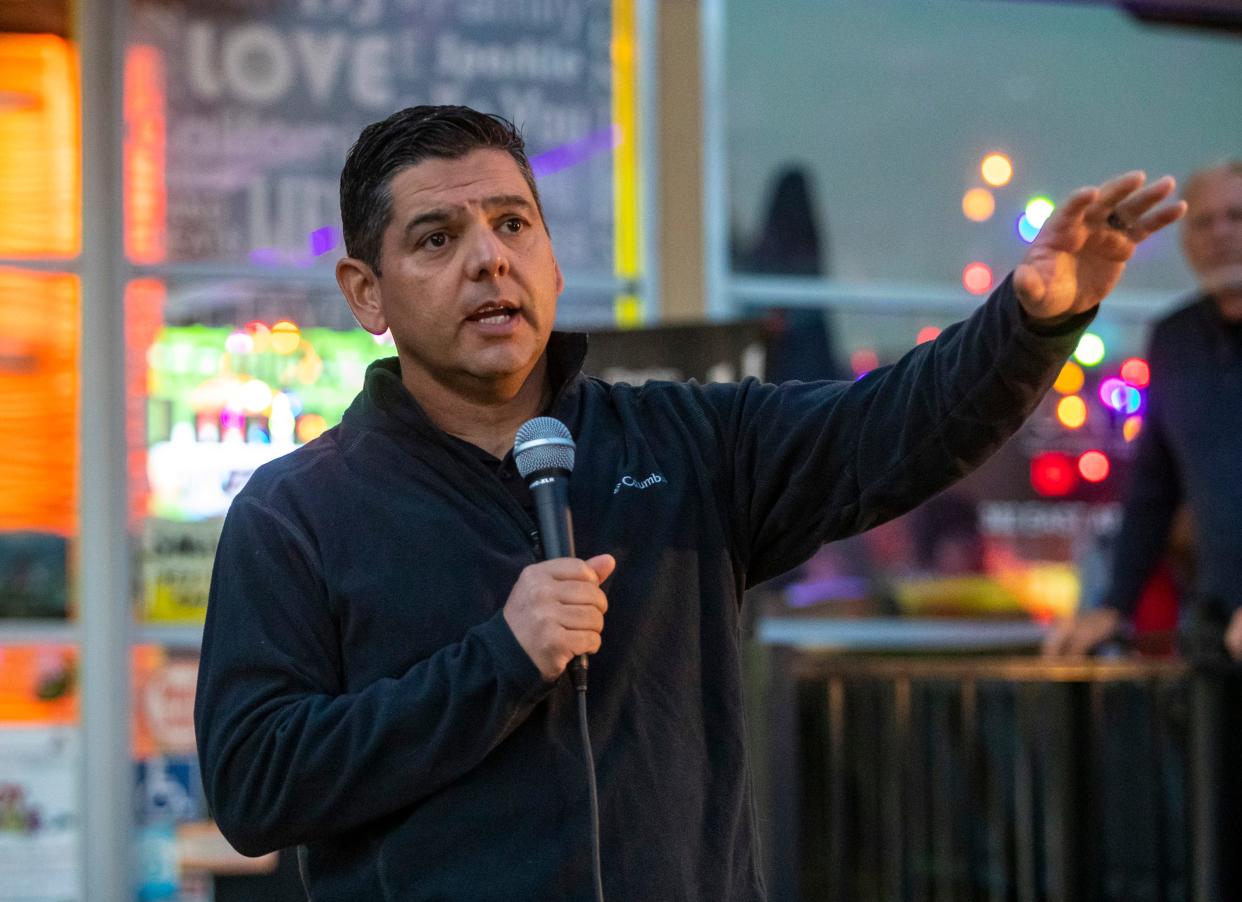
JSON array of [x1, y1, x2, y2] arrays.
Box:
[[129, 0, 621, 277]]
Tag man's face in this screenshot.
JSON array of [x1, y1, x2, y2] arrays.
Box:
[[359, 148, 563, 399], [1181, 171, 1242, 309]]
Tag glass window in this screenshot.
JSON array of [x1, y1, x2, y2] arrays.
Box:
[[726, 0, 1242, 297]]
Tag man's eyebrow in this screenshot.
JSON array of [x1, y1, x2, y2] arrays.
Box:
[[402, 195, 535, 238], [481, 194, 534, 212], [403, 206, 458, 237]]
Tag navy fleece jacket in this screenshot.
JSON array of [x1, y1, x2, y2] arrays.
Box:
[[195, 276, 1090, 900]]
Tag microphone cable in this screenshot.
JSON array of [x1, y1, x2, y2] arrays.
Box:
[[572, 662, 605, 902], [513, 418, 604, 901]]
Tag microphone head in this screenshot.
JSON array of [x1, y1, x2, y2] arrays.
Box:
[[514, 417, 576, 478]]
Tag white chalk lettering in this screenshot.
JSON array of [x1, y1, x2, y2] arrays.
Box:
[[186, 22, 395, 109]]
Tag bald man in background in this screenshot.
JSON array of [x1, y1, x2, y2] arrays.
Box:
[[1044, 159, 1242, 898], [1044, 160, 1242, 660]]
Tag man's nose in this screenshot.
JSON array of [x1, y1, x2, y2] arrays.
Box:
[[464, 226, 509, 280]]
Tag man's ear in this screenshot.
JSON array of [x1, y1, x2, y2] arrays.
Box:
[[336, 256, 387, 335], [553, 257, 565, 296]]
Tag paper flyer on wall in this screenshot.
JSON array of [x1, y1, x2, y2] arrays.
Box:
[[0, 725, 80, 902]]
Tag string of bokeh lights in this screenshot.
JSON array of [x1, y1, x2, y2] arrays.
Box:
[[844, 150, 1152, 498]]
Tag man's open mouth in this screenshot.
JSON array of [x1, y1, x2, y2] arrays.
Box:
[[466, 303, 518, 325]]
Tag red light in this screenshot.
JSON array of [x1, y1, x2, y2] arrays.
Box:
[[850, 348, 878, 375], [916, 326, 941, 345], [1120, 357, 1150, 388], [1030, 452, 1077, 497], [1078, 450, 1110, 483], [962, 262, 993, 296]]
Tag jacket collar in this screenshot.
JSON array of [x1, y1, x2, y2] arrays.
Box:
[[348, 332, 590, 444]]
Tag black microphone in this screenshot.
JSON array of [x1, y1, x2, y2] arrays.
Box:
[[513, 417, 588, 686]]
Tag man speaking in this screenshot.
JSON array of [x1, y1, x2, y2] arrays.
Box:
[[194, 105, 1184, 900]]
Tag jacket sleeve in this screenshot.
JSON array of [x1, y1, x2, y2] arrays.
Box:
[[194, 496, 553, 856], [703, 274, 1092, 586], [1100, 329, 1182, 617]]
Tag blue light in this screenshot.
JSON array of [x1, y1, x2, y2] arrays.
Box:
[[1017, 213, 1040, 243]]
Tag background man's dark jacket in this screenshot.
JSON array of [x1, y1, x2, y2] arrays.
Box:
[[1103, 294, 1242, 618], [195, 276, 1088, 900]]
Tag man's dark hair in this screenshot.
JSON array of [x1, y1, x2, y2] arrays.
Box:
[[339, 105, 544, 274]]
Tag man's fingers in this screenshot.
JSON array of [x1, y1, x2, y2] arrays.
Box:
[[1084, 170, 1146, 226], [1030, 188, 1095, 246], [1112, 175, 1176, 221], [553, 581, 608, 611], [586, 553, 616, 585], [1111, 175, 1183, 237], [558, 605, 605, 633], [1049, 187, 1098, 229], [1128, 199, 1188, 243], [564, 629, 603, 657], [541, 557, 605, 584]]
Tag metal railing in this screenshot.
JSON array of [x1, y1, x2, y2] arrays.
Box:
[[759, 650, 1238, 902]]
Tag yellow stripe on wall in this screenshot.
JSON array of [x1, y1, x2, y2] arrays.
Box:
[[611, 0, 643, 326]]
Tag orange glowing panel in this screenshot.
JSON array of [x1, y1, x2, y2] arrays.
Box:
[[126, 280, 166, 528], [1123, 415, 1143, 443], [0, 645, 77, 724], [0, 269, 78, 535], [0, 644, 193, 753], [124, 46, 167, 264], [0, 35, 80, 257]]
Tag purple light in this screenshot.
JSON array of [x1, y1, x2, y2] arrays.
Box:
[[1099, 378, 1126, 411], [219, 408, 245, 431], [530, 125, 621, 178], [248, 247, 283, 266], [248, 247, 317, 268], [309, 226, 339, 257], [1099, 378, 1143, 414]]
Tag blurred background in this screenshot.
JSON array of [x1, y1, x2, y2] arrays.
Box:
[[1, 0, 1240, 899]]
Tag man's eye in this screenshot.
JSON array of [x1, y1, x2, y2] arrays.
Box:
[[502, 218, 524, 234], [423, 233, 448, 248]]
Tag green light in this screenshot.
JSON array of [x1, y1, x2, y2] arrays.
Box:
[[1073, 332, 1106, 367], [1025, 196, 1055, 229]]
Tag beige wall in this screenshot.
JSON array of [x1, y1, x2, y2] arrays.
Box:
[[656, 0, 704, 322]]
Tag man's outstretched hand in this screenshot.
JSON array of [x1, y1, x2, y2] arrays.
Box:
[[1014, 171, 1187, 323]]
